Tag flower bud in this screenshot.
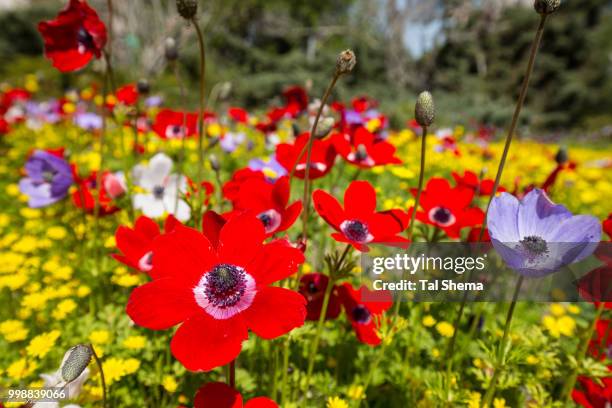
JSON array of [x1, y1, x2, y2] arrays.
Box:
[[415, 91, 435, 127], [555, 146, 568, 165], [165, 38, 179, 62], [61, 345, 92, 383], [137, 79, 150, 95], [176, 0, 198, 20], [315, 117, 335, 139], [209, 154, 220, 171], [534, 0, 561, 15], [336, 49, 356, 75]]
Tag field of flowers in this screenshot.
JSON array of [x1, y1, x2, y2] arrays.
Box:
[[1, 1, 611, 407]]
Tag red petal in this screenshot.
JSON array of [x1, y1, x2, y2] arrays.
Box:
[[247, 241, 304, 285], [218, 213, 265, 266], [313, 189, 345, 230], [171, 313, 248, 372], [194, 382, 242, 408], [344, 181, 376, 218], [243, 286, 306, 339], [135, 216, 161, 238], [245, 397, 279, 408], [151, 226, 216, 283], [126, 278, 199, 330], [202, 210, 227, 248], [277, 201, 302, 233], [272, 176, 290, 208]]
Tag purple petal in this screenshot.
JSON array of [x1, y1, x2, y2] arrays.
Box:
[[517, 189, 572, 240], [487, 192, 520, 242], [548, 215, 601, 264]]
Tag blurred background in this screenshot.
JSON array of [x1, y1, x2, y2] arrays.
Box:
[[1, 0, 611, 137]]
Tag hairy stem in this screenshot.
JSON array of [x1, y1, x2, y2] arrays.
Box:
[[90, 344, 107, 408], [193, 21, 207, 230], [406, 125, 427, 240]]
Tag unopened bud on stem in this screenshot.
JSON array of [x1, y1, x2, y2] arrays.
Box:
[[534, 0, 561, 15], [415, 91, 435, 127], [165, 38, 179, 62], [137, 79, 150, 95], [176, 0, 198, 20], [336, 49, 356, 75], [315, 117, 335, 139], [61, 345, 92, 383], [555, 146, 568, 165]]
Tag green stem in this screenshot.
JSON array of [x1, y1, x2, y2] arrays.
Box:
[[280, 337, 291, 405], [560, 301, 606, 402], [90, 344, 107, 408], [298, 74, 340, 244], [406, 125, 427, 241], [482, 275, 524, 407], [304, 244, 350, 390], [477, 14, 548, 242], [192, 20, 207, 230], [173, 62, 187, 214]]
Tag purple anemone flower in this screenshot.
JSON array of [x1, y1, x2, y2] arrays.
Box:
[[74, 112, 102, 131], [488, 189, 601, 277], [19, 150, 74, 208]]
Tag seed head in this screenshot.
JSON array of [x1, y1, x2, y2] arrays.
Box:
[[137, 79, 150, 95], [61, 345, 92, 383], [336, 49, 356, 75], [165, 38, 179, 62], [534, 0, 561, 15], [555, 146, 568, 165], [176, 0, 198, 20], [415, 91, 435, 127]]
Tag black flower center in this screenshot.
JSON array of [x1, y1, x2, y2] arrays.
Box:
[[432, 207, 452, 224], [520, 235, 548, 256], [204, 264, 247, 308], [258, 212, 273, 228], [152, 185, 165, 199], [355, 144, 368, 161], [352, 305, 371, 324], [77, 27, 94, 50], [341, 220, 370, 243], [307, 281, 319, 294], [42, 170, 56, 183]]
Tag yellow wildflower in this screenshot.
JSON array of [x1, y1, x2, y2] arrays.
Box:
[[436, 321, 455, 338], [0, 320, 29, 342], [162, 375, 178, 393], [89, 330, 111, 345], [422, 315, 436, 327], [123, 336, 147, 350], [26, 330, 61, 358], [326, 396, 349, 408], [347, 384, 365, 400], [52, 299, 77, 320]]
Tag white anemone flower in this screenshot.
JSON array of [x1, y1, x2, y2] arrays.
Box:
[[33, 349, 89, 408], [132, 153, 191, 222]]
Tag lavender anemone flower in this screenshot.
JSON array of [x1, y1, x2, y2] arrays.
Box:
[[74, 112, 102, 131], [248, 156, 287, 181], [19, 150, 74, 208], [488, 189, 601, 277]]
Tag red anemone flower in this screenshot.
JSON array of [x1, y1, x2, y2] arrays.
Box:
[[228, 176, 302, 235], [228, 107, 249, 124], [313, 181, 409, 251], [185, 178, 215, 205], [126, 214, 306, 371], [276, 133, 336, 180], [152, 109, 198, 139], [408, 178, 485, 239], [195, 382, 277, 408], [332, 127, 401, 168], [222, 168, 266, 202], [572, 370, 612, 408], [452, 170, 505, 197], [113, 215, 179, 274], [116, 84, 139, 106], [282, 85, 308, 118], [338, 283, 393, 346], [38, 0, 107, 72], [299, 273, 341, 321], [72, 170, 125, 216], [603, 214, 612, 240]]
